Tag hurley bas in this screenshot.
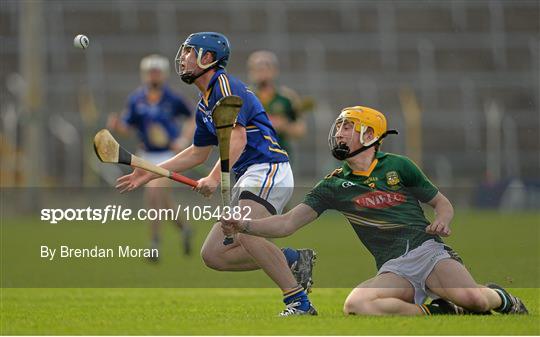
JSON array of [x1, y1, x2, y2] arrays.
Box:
[[40, 245, 158, 260]]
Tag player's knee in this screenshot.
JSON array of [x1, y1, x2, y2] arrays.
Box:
[[343, 299, 357, 315], [455, 289, 490, 312], [343, 298, 373, 315], [200, 247, 225, 271], [343, 290, 375, 315]]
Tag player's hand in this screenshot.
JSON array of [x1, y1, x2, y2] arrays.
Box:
[[220, 217, 245, 236], [106, 113, 120, 130], [195, 176, 219, 198], [107, 113, 130, 135], [425, 219, 451, 237], [115, 168, 154, 193]]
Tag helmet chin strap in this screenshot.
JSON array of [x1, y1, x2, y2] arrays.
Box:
[[331, 130, 398, 161], [180, 48, 219, 84], [180, 66, 215, 84]]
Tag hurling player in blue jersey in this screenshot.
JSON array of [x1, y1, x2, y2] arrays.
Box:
[[116, 33, 317, 316], [108, 54, 195, 257]]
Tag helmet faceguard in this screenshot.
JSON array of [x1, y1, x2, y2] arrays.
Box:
[[175, 32, 230, 84], [328, 106, 398, 160]]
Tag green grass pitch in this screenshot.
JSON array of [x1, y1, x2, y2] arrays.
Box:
[[1, 210, 539, 334]]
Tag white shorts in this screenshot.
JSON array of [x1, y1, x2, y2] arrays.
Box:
[[231, 162, 293, 215], [136, 150, 175, 165], [377, 239, 452, 304]]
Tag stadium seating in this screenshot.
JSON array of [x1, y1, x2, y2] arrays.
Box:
[[0, 0, 537, 185]]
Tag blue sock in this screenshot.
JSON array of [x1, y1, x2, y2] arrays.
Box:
[[282, 248, 299, 268], [283, 286, 310, 311]]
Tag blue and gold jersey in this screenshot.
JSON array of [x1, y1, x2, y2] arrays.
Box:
[[193, 69, 289, 177], [123, 85, 192, 152]]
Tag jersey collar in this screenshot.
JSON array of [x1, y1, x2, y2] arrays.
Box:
[[342, 152, 386, 177], [206, 69, 225, 91], [200, 69, 226, 105]]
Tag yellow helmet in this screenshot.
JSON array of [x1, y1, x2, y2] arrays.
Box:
[[339, 106, 388, 146], [329, 106, 397, 160]]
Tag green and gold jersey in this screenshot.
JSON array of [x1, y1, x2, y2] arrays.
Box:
[[303, 152, 441, 269], [259, 90, 297, 155]]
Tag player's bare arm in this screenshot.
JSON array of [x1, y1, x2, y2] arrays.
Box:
[[115, 144, 212, 193], [196, 125, 247, 197], [221, 203, 318, 238], [425, 192, 454, 237], [161, 144, 213, 172]]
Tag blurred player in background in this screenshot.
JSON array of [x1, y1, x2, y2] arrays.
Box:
[[108, 54, 195, 258], [116, 32, 317, 316], [221, 105, 528, 316], [247, 50, 306, 160]]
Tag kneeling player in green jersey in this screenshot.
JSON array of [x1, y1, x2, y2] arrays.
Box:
[[220, 106, 528, 316]]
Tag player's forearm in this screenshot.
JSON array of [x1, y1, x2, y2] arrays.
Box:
[[208, 160, 222, 181], [160, 145, 209, 173], [240, 214, 292, 238], [432, 193, 454, 225], [239, 204, 318, 238]]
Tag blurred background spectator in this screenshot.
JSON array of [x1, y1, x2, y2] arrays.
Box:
[[247, 50, 307, 162]]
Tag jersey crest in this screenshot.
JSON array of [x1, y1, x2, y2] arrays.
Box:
[[386, 171, 400, 186]]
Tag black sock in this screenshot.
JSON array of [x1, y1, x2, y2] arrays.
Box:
[[419, 299, 464, 315], [418, 303, 455, 315]]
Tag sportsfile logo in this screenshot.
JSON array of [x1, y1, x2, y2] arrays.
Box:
[[40, 205, 251, 224], [354, 191, 406, 209], [41, 205, 132, 224]]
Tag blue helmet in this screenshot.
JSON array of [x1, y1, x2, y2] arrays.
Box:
[[175, 32, 231, 84], [183, 32, 231, 68]]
